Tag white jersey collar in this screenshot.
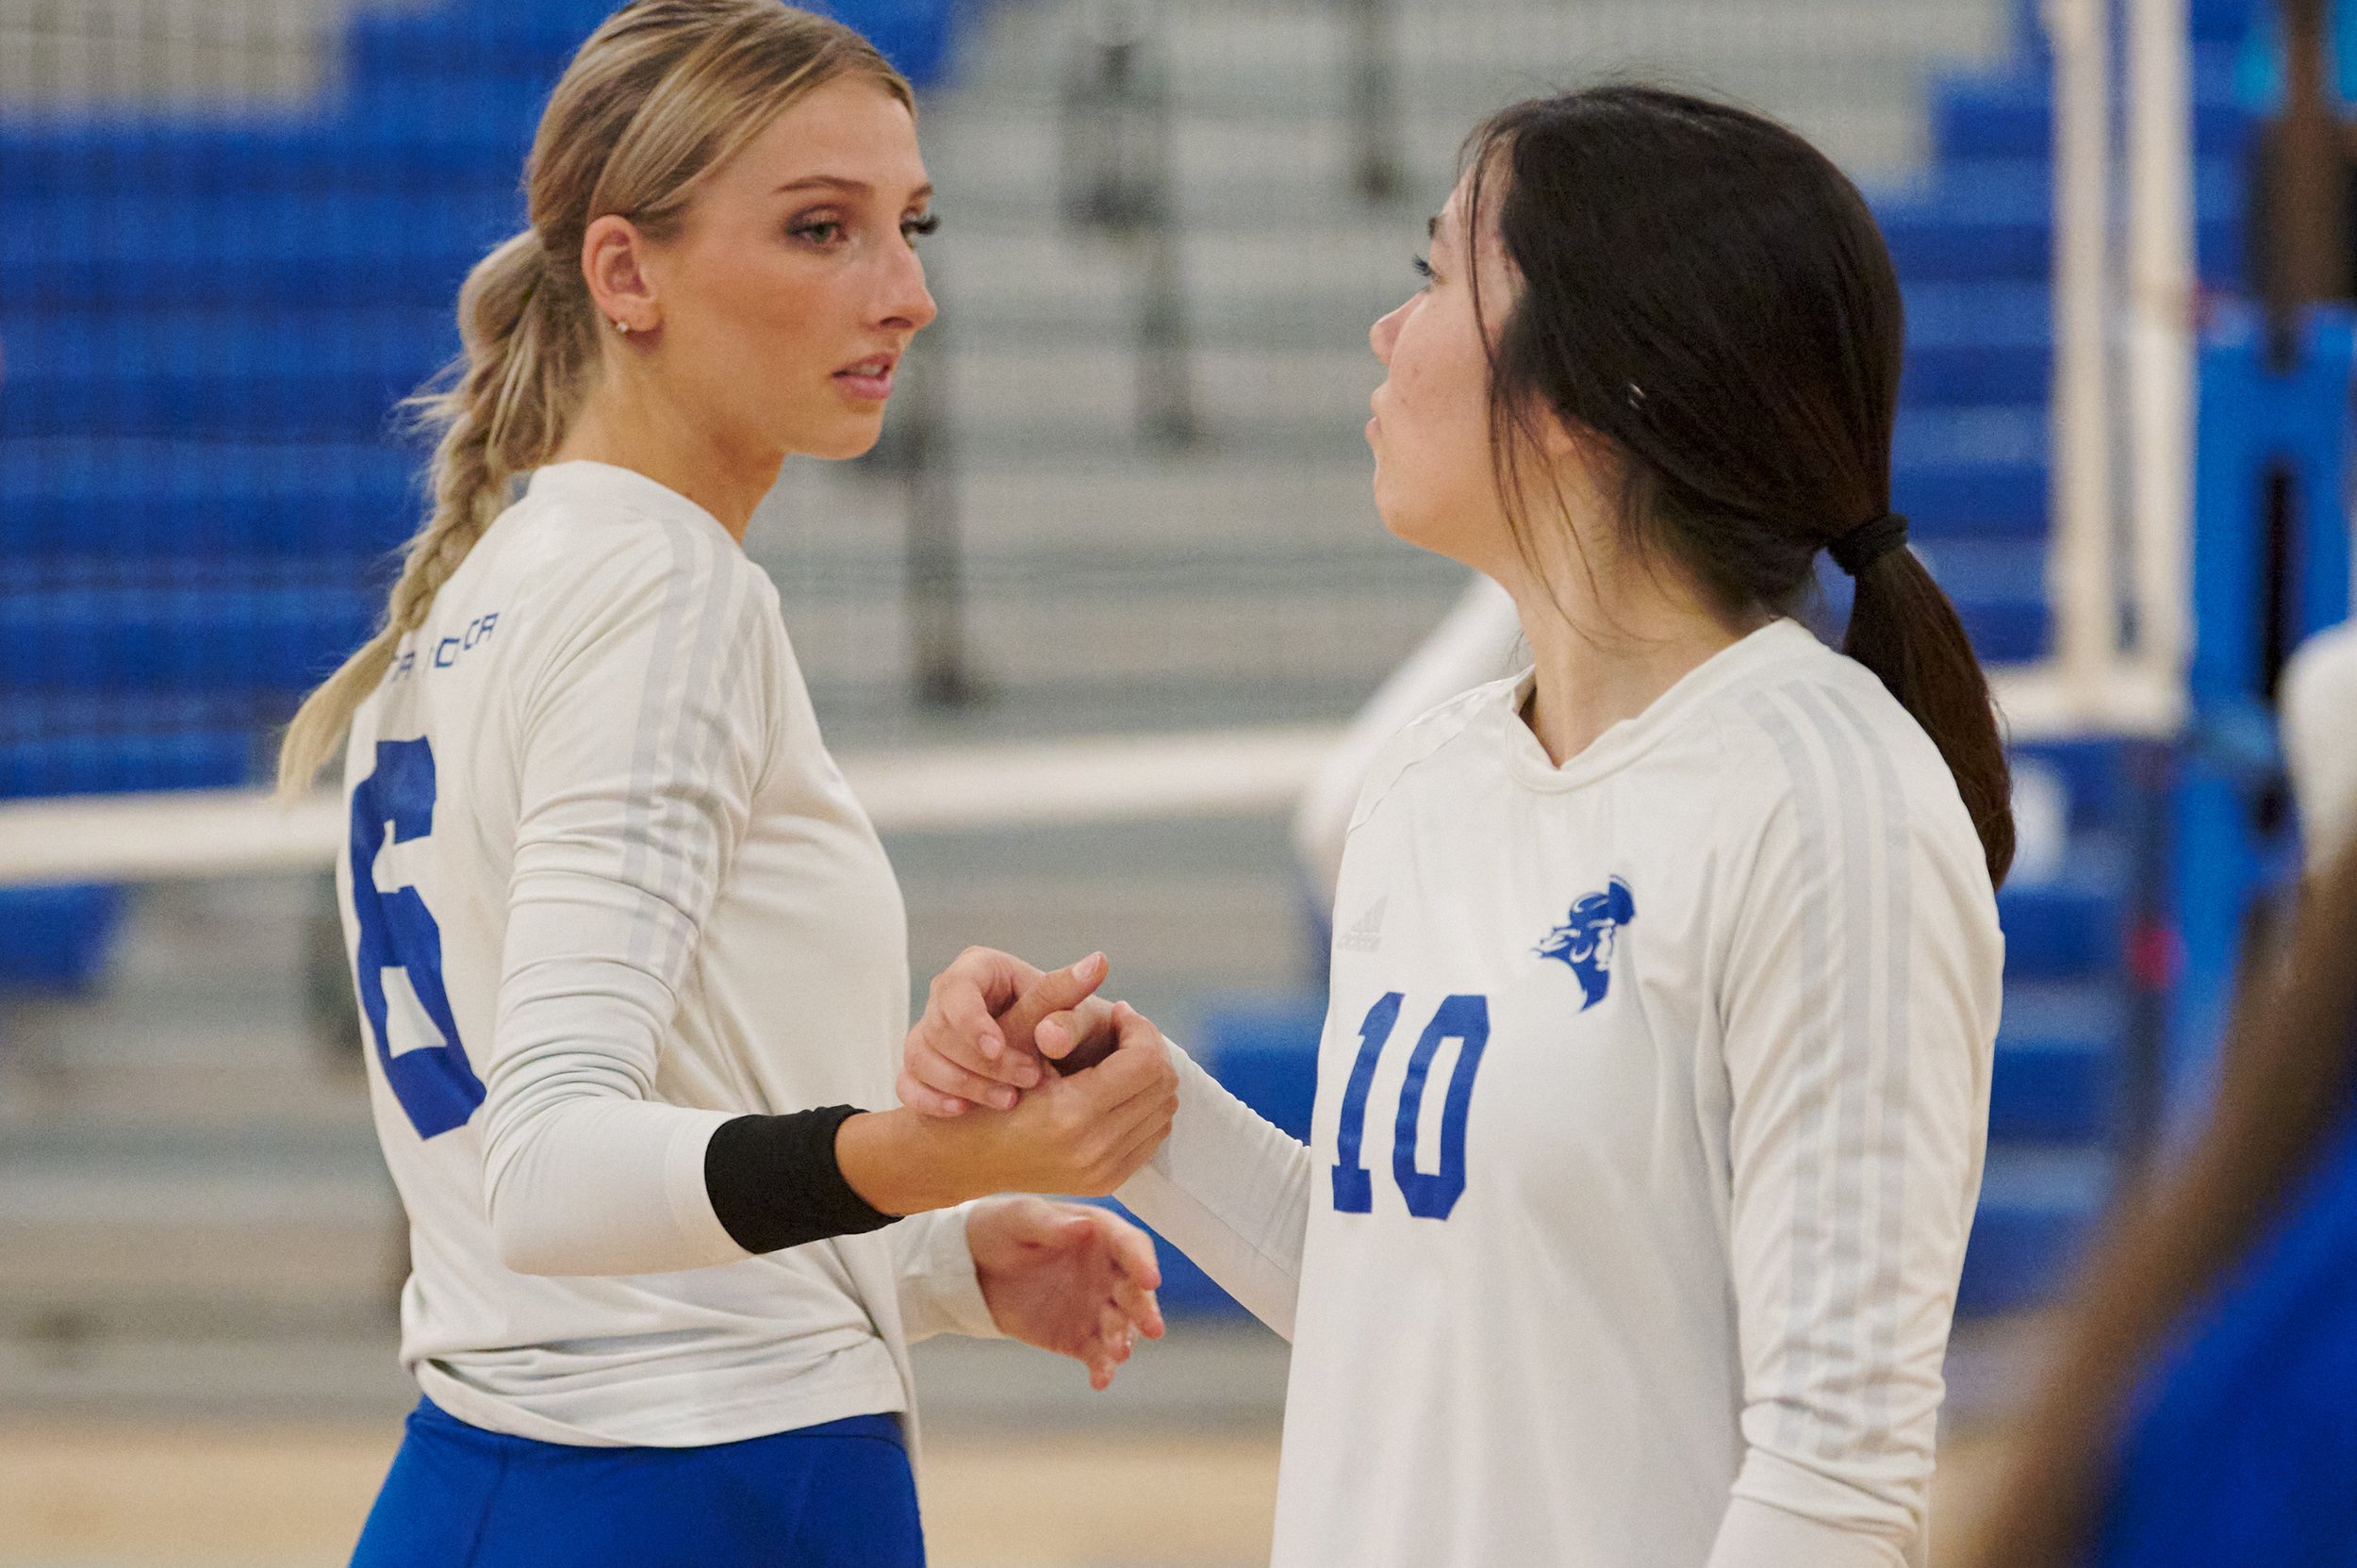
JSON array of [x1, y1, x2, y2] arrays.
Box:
[[1488, 617, 1826, 791], [524, 460, 739, 549]]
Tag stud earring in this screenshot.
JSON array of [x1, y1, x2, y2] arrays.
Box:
[[612, 318, 632, 335]]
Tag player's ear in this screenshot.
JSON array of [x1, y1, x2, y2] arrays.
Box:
[[582, 213, 660, 335]]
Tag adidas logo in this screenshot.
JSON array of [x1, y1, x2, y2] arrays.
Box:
[[1336, 895, 1386, 954]]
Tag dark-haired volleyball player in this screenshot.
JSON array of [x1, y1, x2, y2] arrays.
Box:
[[905, 87, 2009, 1568]]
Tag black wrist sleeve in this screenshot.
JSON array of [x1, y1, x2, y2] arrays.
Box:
[[703, 1106, 898, 1255]]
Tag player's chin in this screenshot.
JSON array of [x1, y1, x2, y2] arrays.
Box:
[[1371, 479, 1432, 551], [1375, 474, 1481, 563], [805, 407, 891, 462]]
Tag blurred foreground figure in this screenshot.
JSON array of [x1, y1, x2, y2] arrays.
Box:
[[1966, 665, 2357, 1565]]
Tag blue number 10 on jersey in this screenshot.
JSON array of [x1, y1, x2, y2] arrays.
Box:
[[1330, 992, 1491, 1221], [349, 737, 485, 1140]]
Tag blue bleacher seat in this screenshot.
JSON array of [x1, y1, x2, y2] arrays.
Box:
[[1919, 537, 2052, 661], [0, 307, 456, 440], [1874, 157, 2248, 285], [0, 883, 126, 992], [1999, 839, 2132, 979], [2191, 0, 2264, 44], [0, 585, 374, 698], [0, 440, 422, 559], [0, 106, 542, 200], [342, 0, 962, 94], [1195, 992, 1329, 1144], [1891, 405, 2048, 539], [0, 731, 252, 800], [343, 2, 617, 76], [1957, 1147, 2114, 1314], [15, 186, 523, 309], [1932, 51, 2255, 165], [1988, 980, 2125, 1142]]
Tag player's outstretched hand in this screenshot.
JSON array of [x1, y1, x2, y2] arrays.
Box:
[[966, 1195, 1165, 1391], [901, 946, 1118, 1117], [952, 998, 1175, 1196], [842, 997, 1178, 1213]]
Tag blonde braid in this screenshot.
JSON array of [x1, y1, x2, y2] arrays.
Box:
[[275, 230, 591, 795]]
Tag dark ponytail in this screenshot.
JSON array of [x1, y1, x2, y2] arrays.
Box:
[[1845, 550, 2015, 883], [1465, 85, 2015, 885]]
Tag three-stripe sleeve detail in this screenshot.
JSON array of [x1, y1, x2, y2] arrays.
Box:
[[615, 524, 751, 978], [1820, 684, 1917, 1445], [1740, 687, 1839, 1454], [659, 587, 766, 975], [1739, 680, 1916, 1456]]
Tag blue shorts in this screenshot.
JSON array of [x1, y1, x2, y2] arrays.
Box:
[[350, 1398, 923, 1568]]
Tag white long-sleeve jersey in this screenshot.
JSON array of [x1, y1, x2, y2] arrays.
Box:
[[338, 460, 996, 1449], [1122, 618, 2003, 1568]]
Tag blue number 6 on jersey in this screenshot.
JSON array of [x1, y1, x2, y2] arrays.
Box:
[[349, 737, 485, 1140]]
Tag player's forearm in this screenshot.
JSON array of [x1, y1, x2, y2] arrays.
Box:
[[482, 1094, 919, 1275], [480, 1097, 997, 1275], [834, 1105, 997, 1217], [1116, 1043, 1311, 1339]]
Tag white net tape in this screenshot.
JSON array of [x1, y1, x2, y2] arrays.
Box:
[[0, 724, 1345, 887]]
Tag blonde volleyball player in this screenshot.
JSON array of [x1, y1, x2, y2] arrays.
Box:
[[275, 6, 1178, 1565], [903, 88, 2012, 1567]]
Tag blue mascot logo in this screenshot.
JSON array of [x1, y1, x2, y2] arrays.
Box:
[[1535, 876, 1636, 1011]]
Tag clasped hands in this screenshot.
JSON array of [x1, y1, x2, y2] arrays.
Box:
[[900, 947, 1178, 1391]]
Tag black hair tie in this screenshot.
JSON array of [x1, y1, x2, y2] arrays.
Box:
[[1828, 511, 1909, 576]]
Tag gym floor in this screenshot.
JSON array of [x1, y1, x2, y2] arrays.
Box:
[[0, 1314, 2037, 1568], [0, 1420, 2013, 1568]]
